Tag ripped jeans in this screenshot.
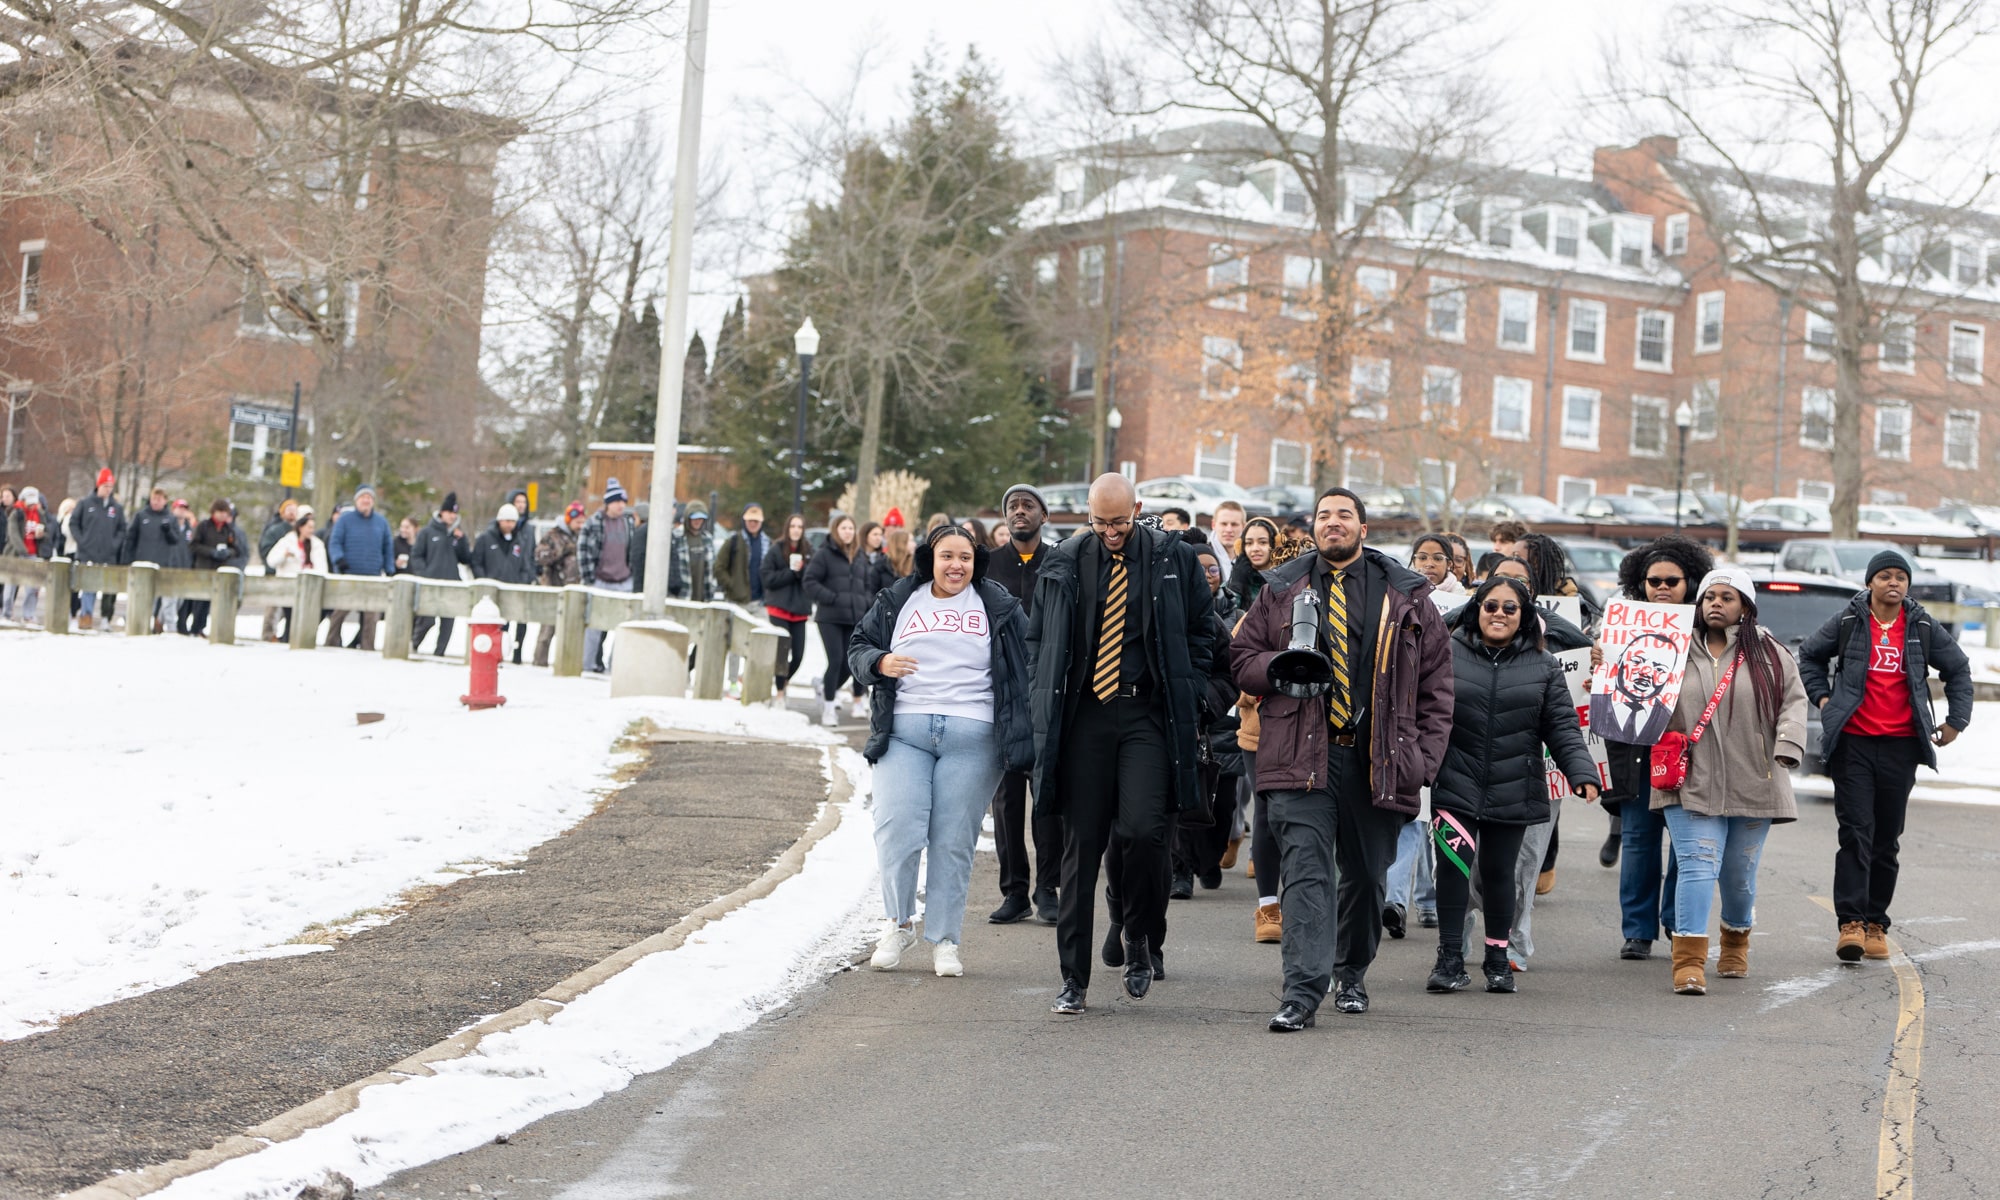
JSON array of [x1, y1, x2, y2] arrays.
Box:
[[1659, 806, 1771, 936]]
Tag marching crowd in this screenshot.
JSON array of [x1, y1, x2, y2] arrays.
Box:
[[840, 476, 1973, 1030]]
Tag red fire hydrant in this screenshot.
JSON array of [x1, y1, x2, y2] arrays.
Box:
[[461, 597, 508, 710]]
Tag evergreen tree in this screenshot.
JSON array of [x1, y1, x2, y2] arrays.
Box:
[[596, 301, 661, 443]]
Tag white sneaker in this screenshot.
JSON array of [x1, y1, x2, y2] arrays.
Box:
[[851, 695, 869, 720], [933, 940, 963, 977], [821, 699, 839, 727], [871, 922, 918, 970]]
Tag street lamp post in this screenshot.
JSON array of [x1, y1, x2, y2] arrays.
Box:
[[792, 318, 819, 518], [1105, 406, 1122, 477], [1673, 400, 1695, 532]]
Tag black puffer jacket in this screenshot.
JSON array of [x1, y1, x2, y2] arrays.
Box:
[[761, 539, 813, 618], [803, 540, 876, 626], [848, 568, 1034, 773], [410, 517, 473, 581], [471, 520, 535, 584], [1432, 618, 1599, 826], [122, 505, 184, 567]]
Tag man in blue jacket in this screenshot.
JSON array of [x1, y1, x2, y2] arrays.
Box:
[[327, 485, 394, 650]]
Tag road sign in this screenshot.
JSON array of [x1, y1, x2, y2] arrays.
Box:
[[279, 452, 305, 488], [230, 403, 293, 431], [526, 482, 539, 514]]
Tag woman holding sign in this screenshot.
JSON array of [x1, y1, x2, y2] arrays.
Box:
[[1651, 568, 1806, 994], [1425, 575, 1600, 995]]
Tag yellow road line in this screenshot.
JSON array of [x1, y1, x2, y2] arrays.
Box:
[[1811, 894, 1925, 1199]]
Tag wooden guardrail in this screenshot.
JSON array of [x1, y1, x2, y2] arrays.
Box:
[[0, 557, 784, 703]]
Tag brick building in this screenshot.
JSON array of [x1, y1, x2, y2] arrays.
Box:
[[1, 72, 503, 513], [1026, 124, 2000, 512]]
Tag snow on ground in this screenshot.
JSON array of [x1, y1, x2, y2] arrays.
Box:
[[151, 746, 880, 1200], [0, 629, 841, 1042], [1791, 698, 2000, 808]]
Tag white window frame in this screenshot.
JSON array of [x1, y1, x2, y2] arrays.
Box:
[[1559, 386, 1601, 451], [1491, 376, 1532, 442], [1635, 309, 1674, 372], [1553, 210, 1582, 258], [1419, 458, 1457, 495], [1194, 432, 1238, 482], [1955, 241, 1983, 287], [1557, 476, 1597, 510], [1804, 310, 1835, 362], [1566, 298, 1605, 363], [1800, 386, 1835, 449], [1355, 265, 1395, 329], [1342, 446, 1384, 489], [1421, 366, 1461, 421], [17, 239, 44, 319], [1630, 395, 1669, 458], [1695, 291, 1725, 353], [1874, 401, 1911, 461], [1497, 288, 1537, 352], [1945, 409, 1980, 470], [1426, 276, 1464, 342], [1281, 255, 1319, 320], [1614, 218, 1653, 269], [1349, 357, 1390, 420], [2, 384, 27, 469], [1948, 322, 1984, 383], [1869, 489, 1909, 505], [1069, 340, 1096, 396], [1200, 335, 1242, 400], [1664, 213, 1689, 257], [1207, 243, 1247, 311], [1491, 467, 1524, 494], [1269, 438, 1311, 488], [1342, 172, 1382, 229], [1690, 378, 1720, 442], [1798, 479, 1835, 502], [1879, 313, 1915, 374], [1078, 244, 1105, 306], [1275, 361, 1317, 411]]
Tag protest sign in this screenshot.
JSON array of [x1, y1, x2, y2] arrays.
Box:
[[1535, 594, 1581, 630], [1588, 598, 1695, 746], [1546, 647, 1611, 800]]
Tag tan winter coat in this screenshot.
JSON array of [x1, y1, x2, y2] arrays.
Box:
[[1652, 624, 1807, 822]]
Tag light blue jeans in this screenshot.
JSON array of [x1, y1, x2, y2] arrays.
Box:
[[1386, 816, 1435, 916], [581, 577, 634, 670], [1661, 806, 1771, 936], [872, 712, 1005, 945]]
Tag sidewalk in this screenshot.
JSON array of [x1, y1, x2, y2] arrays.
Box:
[[0, 735, 832, 1200]]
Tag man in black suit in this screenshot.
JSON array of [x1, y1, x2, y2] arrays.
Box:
[[985, 483, 1060, 925], [1028, 474, 1215, 1014]]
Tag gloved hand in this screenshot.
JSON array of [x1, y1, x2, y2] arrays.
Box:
[[212, 543, 232, 561]]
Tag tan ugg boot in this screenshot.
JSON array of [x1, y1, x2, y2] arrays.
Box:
[[1717, 926, 1751, 978], [1671, 934, 1708, 995]]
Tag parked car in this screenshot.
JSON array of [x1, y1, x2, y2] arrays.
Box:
[[1464, 493, 1586, 526], [1934, 502, 2000, 536], [1746, 570, 1864, 775], [1568, 493, 1670, 525], [1857, 504, 1972, 548], [1554, 536, 1627, 601], [1134, 475, 1276, 522], [1774, 538, 1957, 620], [1740, 497, 1833, 532], [1039, 482, 1091, 515], [1248, 483, 1316, 518]]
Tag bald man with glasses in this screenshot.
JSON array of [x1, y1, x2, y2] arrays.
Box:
[[1028, 475, 1216, 1014]]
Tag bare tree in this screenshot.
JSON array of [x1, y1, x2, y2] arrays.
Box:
[[1606, 0, 2000, 537]]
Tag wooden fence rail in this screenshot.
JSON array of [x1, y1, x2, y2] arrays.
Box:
[[0, 557, 780, 703]]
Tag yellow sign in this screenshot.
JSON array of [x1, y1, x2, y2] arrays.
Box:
[[278, 451, 306, 488], [526, 482, 540, 515]]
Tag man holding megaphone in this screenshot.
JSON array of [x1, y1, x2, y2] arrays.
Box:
[[1231, 487, 1455, 1032]]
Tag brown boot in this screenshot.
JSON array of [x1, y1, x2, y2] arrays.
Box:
[[1863, 923, 1891, 960], [1836, 921, 1866, 963], [1717, 926, 1751, 978], [1536, 868, 1556, 896], [1219, 836, 1242, 871], [1254, 903, 1282, 944], [1671, 934, 1708, 994], [77, 612, 93, 630]]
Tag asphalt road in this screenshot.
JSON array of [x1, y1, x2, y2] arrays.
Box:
[[378, 791, 2000, 1200]]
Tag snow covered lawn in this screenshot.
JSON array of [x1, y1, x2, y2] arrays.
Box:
[[0, 629, 839, 1042]]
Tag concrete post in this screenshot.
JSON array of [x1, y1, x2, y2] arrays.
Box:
[[45, 558, 70, 635], [742, 626, 786, 704], [127, 563, 159, 636], [552, 585, 588, 678], [382, 576, 417, 661], [691, 605, 729, 700], [210, 567, 242, 645], [290, 573, 325, 649]]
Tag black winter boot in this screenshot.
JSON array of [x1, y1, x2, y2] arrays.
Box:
[[1426, 947, 1470, 993], [1482, 945, 1516, 993]]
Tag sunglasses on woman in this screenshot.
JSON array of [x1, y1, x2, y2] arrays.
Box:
[[1481, 600, 1521, 616]]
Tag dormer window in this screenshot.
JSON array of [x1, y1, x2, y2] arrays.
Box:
[[1554, 211, 1582, 257], [1664, 214, 1689, 257], [1590, 216, 1653, 268], [1343, 172, 1382, 228], [1055, 161, 1083, 214], [1485, 200, 1520, 249]]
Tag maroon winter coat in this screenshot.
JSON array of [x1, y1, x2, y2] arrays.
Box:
[[1230, 547, 1454, 815]]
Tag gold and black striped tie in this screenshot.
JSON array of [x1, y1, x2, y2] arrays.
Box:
[[1327, 576, 1352, 728], [1093, 555, 1129, 701]]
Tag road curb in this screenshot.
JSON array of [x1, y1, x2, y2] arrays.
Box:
[[63, 743, 854, 1200]]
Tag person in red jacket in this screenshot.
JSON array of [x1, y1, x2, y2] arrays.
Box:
[[1231, 486, 1455, 1032]]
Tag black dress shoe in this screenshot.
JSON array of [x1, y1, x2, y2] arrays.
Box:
[[1600, 827, 1622, 868], [1169, 871, 1194, 900], [1052, 981, 1087, 1014], [988, 895, 1032, 924], [1198, 868, 1223, 890], [1268, 1001, 1316, 1032], [1383, 903, 1407, 940], [1150, 950, 1165, 980], [1032, 890, 1059, 924], [1101, 922, 1125, 968], [1418, 909, 1439, 929], [1333, 983, 1369, 1014], [1122, 936, 1153, 1000], [1620, 938, 1653, 960]]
